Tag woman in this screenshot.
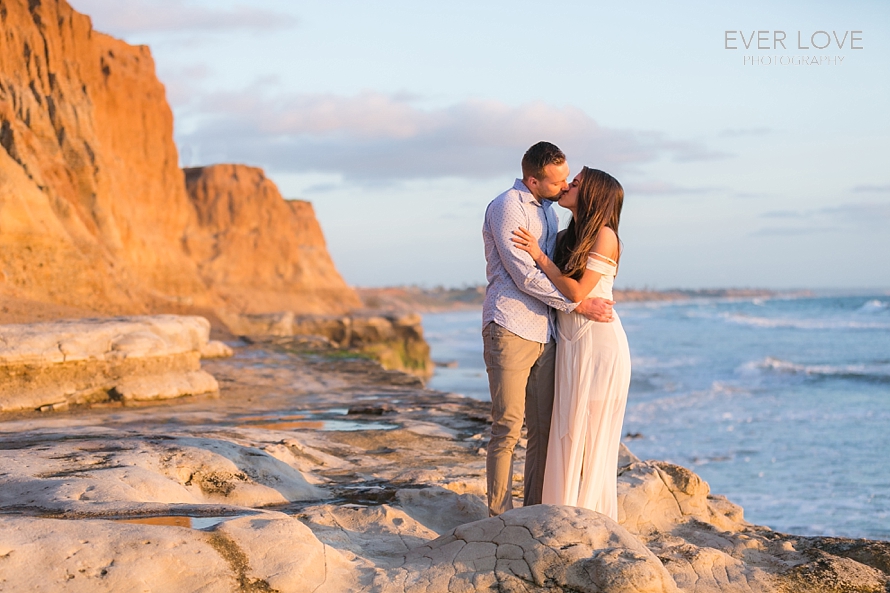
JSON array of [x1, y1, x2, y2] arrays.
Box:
[[511, 167, 631, 521]]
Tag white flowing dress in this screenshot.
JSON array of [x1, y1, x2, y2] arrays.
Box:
[[541, 254, 631, 521]]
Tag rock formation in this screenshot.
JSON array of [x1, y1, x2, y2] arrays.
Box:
[[390, 505, 680, 593], [0, 0, 358, 317], [0, 512, 356, 593], [1, 340, 888, 592], [0, 315, 222, 411], [224, 309, 432, 377], [0, 0, 205, 310], [183, 164, 360, 315]]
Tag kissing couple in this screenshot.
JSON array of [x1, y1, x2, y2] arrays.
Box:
[[482, 141, 631, 519]]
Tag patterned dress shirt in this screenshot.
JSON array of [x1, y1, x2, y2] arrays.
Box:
[[482, 179, 577, 343]]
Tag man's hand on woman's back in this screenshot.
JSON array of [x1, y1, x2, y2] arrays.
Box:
[[574, 297, 614, 322]]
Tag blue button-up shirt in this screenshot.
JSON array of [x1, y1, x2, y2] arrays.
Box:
[[482, 179, 577, 343]]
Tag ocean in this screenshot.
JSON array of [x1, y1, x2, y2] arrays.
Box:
[[423, 293, 890, 540]]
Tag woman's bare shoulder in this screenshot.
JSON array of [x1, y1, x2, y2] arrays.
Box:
[[590, 226, 619, 260]]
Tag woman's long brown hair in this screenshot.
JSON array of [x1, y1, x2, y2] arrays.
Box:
[[553, 167, 624, 280]]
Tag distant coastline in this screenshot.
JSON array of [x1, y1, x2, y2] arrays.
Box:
[[357, 285, 806, 313]]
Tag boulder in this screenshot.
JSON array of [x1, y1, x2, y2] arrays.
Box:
[[390, 505, 679, 593], [618, 460, 746, 536]]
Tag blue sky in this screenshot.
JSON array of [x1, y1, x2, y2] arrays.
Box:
[[70, 0, 890, 289]]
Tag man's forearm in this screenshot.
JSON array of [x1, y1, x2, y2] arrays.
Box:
[[494, 238, 576, 312], [510, 267, 577, 311]]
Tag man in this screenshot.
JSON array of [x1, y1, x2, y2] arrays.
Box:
[[482, 141, 613, 516]]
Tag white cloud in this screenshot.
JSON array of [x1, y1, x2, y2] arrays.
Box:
[[732, 191, 774, 199], [177, 91, 729, 183], [158, 64, 213, 106], [820, 201, 890, 221], [749, 226, 839, 237], [751, 201, 890, 236], [760, 210, 808, 219], [69, 0, 298, 34], [624, 181, 722, 195], [718, 127, 772, 138], [852, 184, 890, 193]]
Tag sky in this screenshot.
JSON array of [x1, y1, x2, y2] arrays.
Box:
[[70, 0, 890, 290]]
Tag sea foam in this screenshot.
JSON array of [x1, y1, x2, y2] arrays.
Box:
[[742, 356, 890, 383], [719, 312, 890, 330]]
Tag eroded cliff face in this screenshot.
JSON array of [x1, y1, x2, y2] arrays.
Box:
[[0, 0, 358, 317], [183, 165, 360, 315], [0, 0, 205, 310]]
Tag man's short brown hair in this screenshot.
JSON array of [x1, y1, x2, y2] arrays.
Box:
[[521, 141, 566, 181]]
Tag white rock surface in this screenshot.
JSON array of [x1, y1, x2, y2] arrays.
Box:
[[0, 315, 211, 364], [301, 504, 440, 567], [401, 420, 460, 440], [0, 512, 354, 593], [0, 434, 327, 513], [617, 460, 780, 592], [0, 515, 235, 592], [618, 460, 745, 536], [200, 340, 234, 359], [395, 487, 488, 535], [114, 370, 219, 401], [0, 315, 220, 411], [389, 505, 680, 593], [214, 513, 358, 592]]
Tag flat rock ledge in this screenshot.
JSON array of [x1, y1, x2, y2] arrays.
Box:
[[0, 315, 220, 412]]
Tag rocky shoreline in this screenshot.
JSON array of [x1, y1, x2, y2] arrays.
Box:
[[1, 325, 887, 592], [224, 310, 432, 379]]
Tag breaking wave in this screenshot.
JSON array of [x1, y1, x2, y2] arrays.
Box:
[[743, 357, 890, 383], [858, 299, 888, 313], [719, 313, 890, 330]]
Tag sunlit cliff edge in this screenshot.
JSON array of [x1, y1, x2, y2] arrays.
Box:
[[0, 0, 359, 319]]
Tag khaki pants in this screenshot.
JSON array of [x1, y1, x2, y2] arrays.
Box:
[[483, 322, 555, 516]]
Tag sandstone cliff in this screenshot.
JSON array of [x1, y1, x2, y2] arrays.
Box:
[[183, 164, 360, 315], [0, 0, 205, 310], [0, 0, 358, 318]]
